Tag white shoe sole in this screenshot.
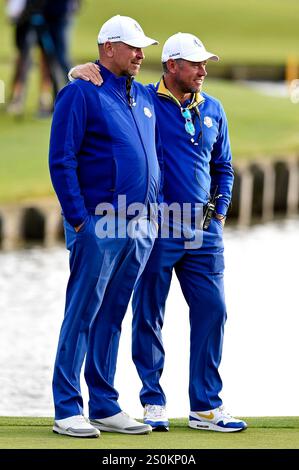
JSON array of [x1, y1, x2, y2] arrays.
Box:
[[53, 425, 100, 438], [90, 422, 151, 434], [189, 421, 247, 433]]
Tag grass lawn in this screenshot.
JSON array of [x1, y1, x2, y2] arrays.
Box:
[[1, 0, 299, 65], [1, 0, 298, 203], [0, 417, 299, 449], [1, 62, 299, 203]]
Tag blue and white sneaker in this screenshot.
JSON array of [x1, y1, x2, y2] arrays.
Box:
[[144, 404, 169, 432], [189, 406, 247, 432]]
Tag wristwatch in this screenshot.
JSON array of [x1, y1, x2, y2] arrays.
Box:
[[215, 213, 226, 226], [215, 213, 226, 221]]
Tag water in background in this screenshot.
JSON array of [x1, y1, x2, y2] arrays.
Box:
[[1, 218, 299, 418]]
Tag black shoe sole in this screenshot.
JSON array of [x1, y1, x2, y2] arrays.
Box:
[[152, 425, 169, 432]]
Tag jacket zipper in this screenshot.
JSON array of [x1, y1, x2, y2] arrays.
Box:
[[125, 81, 151, 207]]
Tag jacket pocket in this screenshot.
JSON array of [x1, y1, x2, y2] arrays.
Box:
[[76, 215, 91, 234]]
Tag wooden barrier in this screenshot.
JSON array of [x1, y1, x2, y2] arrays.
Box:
[[0, 158, 299, 249]]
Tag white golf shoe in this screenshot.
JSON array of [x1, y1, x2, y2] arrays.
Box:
[[53, 414, 100, 438], [90, 411, 152, 434]]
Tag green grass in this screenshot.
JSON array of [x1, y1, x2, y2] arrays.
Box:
[[0, 417, 299, 449], [72, 0, 299, 66], [206, 80, 299, 158], [1, 63, 299, 202], [0, 115, 53, 202], [1, 0, 299, 65], [144, 71, 299, 159], [1, 0, 299, 202]]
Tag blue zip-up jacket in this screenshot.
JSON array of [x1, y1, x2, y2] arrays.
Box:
[[147, 79, 234, 216], [49, 65, 160, 226]]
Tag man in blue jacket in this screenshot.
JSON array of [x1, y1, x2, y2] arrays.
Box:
[[48, 15, 160, 437], [134, 34, 246, 433], [70, 33, 247, 433]]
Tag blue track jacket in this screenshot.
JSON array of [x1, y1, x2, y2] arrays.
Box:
[[147, 79, 233, 216], [49, 65, 161, 226]]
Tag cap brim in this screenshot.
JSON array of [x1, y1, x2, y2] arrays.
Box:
[[123, 36, 159, 48], [182, 51, 219, 62]]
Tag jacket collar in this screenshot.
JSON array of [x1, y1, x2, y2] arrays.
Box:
[[156, 76, 204, 109], [95, 61, 134, 88]]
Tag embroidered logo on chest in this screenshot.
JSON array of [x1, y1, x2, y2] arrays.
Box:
[[203, 116, 213, 128], [144, 107, 152, 118]]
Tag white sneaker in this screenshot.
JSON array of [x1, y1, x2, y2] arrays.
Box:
[[144, 404, 169, 431], [189, 405, 247, 432], [90, 411, 152, 434], [53, 415, 100, 438]]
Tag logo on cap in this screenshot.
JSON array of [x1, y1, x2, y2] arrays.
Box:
[[194, 39, 202, 48]]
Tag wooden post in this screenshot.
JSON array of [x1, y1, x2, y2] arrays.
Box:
[[286, 55, 298, 86], [238, 166, 254, 226]]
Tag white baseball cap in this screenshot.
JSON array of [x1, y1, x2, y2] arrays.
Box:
[[162, 32, 219, 63], [97, 15, 158, 48]]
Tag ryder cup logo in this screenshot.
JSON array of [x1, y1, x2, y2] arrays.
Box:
[[204, 116, 213, 128], [144, 107, 152, 118]]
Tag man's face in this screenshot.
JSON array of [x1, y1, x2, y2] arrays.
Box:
[[111, 42, 145, 76], [173, 59, 208, 93]]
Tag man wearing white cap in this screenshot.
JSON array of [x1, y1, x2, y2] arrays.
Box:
[[49, 15, 160, 437], [70, 32, 247, 433]]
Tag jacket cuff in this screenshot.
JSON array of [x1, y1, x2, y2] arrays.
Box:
[[68, 67, 76, 82], [215, 200, 229, 217]]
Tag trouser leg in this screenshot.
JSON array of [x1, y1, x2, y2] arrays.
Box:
[[52, 216, 129, 419], [86, 218, 156, 418], [132, 237, 183, 406], [175, 221, 226, 411], [48, 16, 72, 79]]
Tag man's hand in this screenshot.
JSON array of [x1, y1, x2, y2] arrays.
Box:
[[74, 221, 85, 232], [70, 63, 103, 86], [215, 213, 226, 227]]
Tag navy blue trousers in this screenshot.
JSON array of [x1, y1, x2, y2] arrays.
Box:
[[53, 215, 156, 419], [132, 217, 226, 411]]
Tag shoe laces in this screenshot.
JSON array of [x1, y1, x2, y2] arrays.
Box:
[[145, 404, 165, 417], [217, 405, 232, 419]]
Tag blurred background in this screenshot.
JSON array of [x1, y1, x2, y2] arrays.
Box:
[[0, 0, 299, 419]]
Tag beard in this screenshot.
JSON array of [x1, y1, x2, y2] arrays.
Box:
[[175, 77, 202, 94]]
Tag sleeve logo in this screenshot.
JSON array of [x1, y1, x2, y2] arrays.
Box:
[[204, 116, 213, 128], [144, 107, 152, 118]]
